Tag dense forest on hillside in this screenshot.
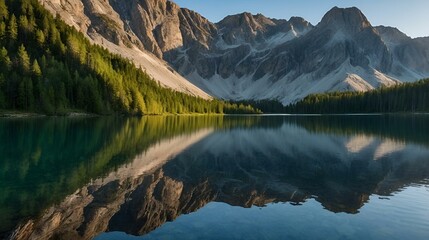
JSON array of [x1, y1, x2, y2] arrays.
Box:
[[0, 0, 259, 115], [284, 79, 429, 114], [232, 79, 429, 114]]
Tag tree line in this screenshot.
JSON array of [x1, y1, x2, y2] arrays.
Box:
[[285, 79, 429, 114], [0, 0, 260, 115]]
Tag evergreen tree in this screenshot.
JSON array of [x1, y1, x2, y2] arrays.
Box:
[[7, 13, 17, 40], [0, 74, 5, 108], [18, 77, 34, 109], [35, 29, 44, 46], [5, 72, 18, 108], [31, 59, 41, 77], [18, 15, 31, 40], [17, 44, 30, 73], [0, 1, 8, 20], [0, 21, 6, 40], [0, 46, 11, 70]]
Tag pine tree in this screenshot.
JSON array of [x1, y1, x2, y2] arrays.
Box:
[[0, 21, 6, 40], [17, 44, 31, 74], [0, 0, 8, 21], [55, 82, 67, 112], [0, 47, 11, 71], [7, 14, 17, 40], [18, 15, 30, 40], [4, 72, 17, 108], [20, 0, 34, 16], [35, 29, 45, 46], [18, 77, 34, 110], [0, 74, 5, 108], [131, 88, 146, 114], [31, 59, 42, 77]]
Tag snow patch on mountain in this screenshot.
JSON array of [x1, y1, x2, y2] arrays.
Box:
[[266, 31, 298, 47], [188, 59, 400, 105]]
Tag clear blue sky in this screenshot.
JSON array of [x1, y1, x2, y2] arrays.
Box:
[[172, 0, 429, 38]]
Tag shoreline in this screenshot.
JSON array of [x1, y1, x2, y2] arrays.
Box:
[[0, 111, 226, 118], [1, 111, 428, 118], [0, 111, 97, 118]]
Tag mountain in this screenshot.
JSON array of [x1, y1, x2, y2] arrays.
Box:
[[177, 6, 428, 105], [41, 0, 429, 105], [40, 0, 211, 98], [0, 0, 259, 115]]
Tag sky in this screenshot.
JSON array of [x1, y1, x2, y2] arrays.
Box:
[[172, 0, 429, 38]]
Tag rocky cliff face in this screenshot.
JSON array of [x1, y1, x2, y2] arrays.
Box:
[[41, 1, 429, 104], [173, 6, 419, 104], [107, 0, 217, 58], [40, 0, 212, 99], [41, 0, 217, 59]]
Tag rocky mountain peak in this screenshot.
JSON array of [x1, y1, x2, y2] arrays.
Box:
[[216, 12, 305, 45], [288, 16, 313, 33], [217, 12, 276, 34], [106, 0, 216, 56], [320, 7, 372, 32], [375, 26, 411, 46]]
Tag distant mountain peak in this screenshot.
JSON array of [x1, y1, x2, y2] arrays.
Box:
[[320, 6, 372, 32], [216, 12, 279, 45], [288, 16, 313, 32], [375, 26, 412, 49], [289, 16, 308, 24], [376, 26, 411, 40], [217, 12, 276, 30]]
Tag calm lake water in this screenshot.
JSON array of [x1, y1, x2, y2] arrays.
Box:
[[1, 115, 429, 240]]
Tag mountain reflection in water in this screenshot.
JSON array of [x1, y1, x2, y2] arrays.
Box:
[[3, 115, 429, 240]]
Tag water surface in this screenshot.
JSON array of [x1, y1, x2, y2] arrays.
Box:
[[1, 115, 429, 240]]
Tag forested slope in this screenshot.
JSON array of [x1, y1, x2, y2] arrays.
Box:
[[285, 79, 429, 114], [0, 0, 258, 115]]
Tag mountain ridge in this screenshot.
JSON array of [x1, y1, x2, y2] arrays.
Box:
[[40, 1, 429, 105]]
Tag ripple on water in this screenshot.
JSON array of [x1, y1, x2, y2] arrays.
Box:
[[364, 185, 429, 232]]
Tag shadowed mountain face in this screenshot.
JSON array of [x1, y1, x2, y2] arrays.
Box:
[[8, 115, 429, 240], [41, 1, 429, 104]]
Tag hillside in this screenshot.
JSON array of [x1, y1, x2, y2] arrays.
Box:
[[285, 79, 429, 113], [0, 0, 258, 115]]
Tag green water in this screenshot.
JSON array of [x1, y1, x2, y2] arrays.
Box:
[[1, 115, 429, 240]]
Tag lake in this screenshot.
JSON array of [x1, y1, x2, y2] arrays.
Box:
[[1, 115, 429, 240]]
